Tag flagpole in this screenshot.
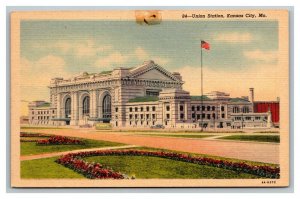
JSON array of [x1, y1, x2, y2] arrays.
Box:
[[200, 43, 203, 132]]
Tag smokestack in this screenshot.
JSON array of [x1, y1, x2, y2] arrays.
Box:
[[249, 88, 254, 103]]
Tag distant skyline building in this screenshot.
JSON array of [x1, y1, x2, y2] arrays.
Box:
[[28, 60, 278, 129]]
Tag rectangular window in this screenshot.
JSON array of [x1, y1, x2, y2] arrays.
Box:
[[140, 114, 144, 119], [115, 107, 118, 112], [146, 106, 149, 111], [135, 107, 138, 112], [146, 114, 150, 119], [129, 114, 132, 119], [180, 105, 184, 111], [197, 106, 200, 111], [129, 107, 132, 112], [180, 113, 184, 120], [152, 114, 156, 119], [135, 114, 138, 119], [207, 114, 211, 119], [202, 113, 205, 118], [140, 107, 144, 112], [191, 106, 195, 111], [166, 105, 170, 111], [197, 114, 200, 120], [192, 113, 195, 118], [222, 113, 225, 118], [166, 114, 170, 119], [152, 106, 156, 111]]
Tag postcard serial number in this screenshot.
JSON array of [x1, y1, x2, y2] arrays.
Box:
[[261, 180, 277, 184]]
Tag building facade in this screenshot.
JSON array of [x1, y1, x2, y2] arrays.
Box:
[[28, 60, 275, 129]]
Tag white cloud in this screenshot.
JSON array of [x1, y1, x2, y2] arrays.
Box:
[[214, 32, 254, 43], [153, 57, 170, 65], [20, 55, 71, 101], [134, 47, 170, 65], [74, 39, 112, 57], [176, 63, 281, 101], [135, 47, 149, 60], [33, 39, 112, 57], [95, 52, 129, 68], [243, 50, 278, 63]]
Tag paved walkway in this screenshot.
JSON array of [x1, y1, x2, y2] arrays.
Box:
[[20, 145, 138, 161], [21, 129, 279, 164]]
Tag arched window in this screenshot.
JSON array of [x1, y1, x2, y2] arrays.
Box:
[[242, 106, 249, 113], [82, 96, 90, 115], [233, 107, 239, 113], [103, 94, 111, 118], [65, 97, 71, 118]]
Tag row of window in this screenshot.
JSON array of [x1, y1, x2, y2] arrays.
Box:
[[233, 116, 267, 121], [129, 106, 156, 112], [232, 106, 250, 113], [191, 105, 220, 112], [191, 113, 226, 119], [33, 110, 55, 115], [37, 116, 50, 120], [129, 114, 156, 120], [129, 120, 156, 126], [171, 105, 226, 112]]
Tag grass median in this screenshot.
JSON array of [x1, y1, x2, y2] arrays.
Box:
[[217, 135, 280, 143], [20, 133, 125, 156]]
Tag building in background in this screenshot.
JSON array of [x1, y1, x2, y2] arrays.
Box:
[[27, 60, 277, 129]]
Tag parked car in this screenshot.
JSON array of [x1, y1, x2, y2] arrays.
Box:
[[150, 124, 165, 129]]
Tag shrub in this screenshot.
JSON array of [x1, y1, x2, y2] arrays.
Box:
[[36, 136, 84, 145]]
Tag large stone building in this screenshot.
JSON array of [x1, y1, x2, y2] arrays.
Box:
[[28, 60, 274, 129]]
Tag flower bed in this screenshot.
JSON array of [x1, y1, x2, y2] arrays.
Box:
[[56, 154, 125, 179], [56, 150, 280, 179], [37, 136, 85, 145]]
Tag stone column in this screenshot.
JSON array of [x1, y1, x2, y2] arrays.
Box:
[[184, 102, 188, 120], [70, 91, 79, 125], [56, 93, 62, 118], [90, 89, 97, 118]]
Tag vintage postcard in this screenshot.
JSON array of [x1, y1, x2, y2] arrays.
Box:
[[10, 10, 289, 187]]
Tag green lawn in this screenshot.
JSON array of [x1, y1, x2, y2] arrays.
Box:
[[21, 157, 84, 179], [218, 135, 280, 143], [21, 155, 260, 179], [21, 138, 125, 155], [21, 146, 278, 179], [83, 155, 259, 179], [140, 134, 213, 139]]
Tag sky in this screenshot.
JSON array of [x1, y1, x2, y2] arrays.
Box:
[[20, 20, 280, 115]]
